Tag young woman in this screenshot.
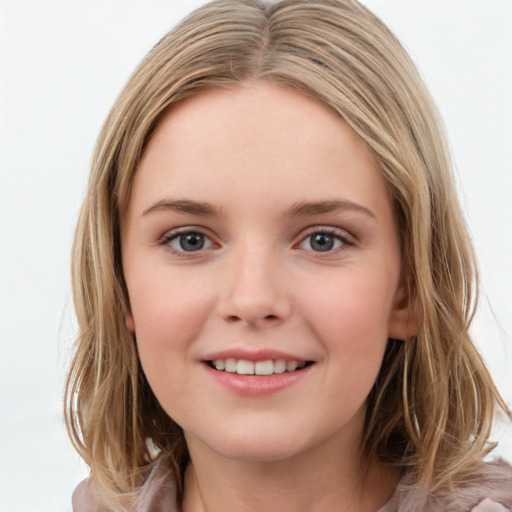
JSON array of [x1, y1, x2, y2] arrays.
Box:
[[66, 1, 512, 510]]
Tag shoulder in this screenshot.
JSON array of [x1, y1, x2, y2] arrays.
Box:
[[72, 479, 100, 512], [382, 459, 512, 512], [72, 459, 178, 512], [471, 498, 510, 512]]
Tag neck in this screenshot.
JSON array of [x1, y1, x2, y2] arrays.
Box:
[[181, 426, 399, 512]]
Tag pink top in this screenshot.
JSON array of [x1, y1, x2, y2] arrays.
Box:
[[72, 459, 512, 512]]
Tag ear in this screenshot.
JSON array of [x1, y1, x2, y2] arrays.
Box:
[[126, 312, 136, 333], [387, 282, 418, 341]]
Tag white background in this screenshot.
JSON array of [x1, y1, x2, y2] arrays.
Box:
[[0, 1, 511, 511]]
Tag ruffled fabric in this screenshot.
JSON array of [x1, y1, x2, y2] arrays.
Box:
[[471, 498, 510, 512], [72, 461, 177, 512], [73, 459, 512, 511], [378, 459, 512, 512]]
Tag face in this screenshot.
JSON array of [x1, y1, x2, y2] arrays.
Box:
[[121, 82, 413, 463]]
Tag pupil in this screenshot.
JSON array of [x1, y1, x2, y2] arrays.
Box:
[[180, 233, 204, 251], [311, 233, 334, 252]]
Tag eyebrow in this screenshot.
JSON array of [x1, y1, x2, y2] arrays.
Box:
[[286, 200, 376, 219], [142, 198, 375, 220], [142, 199, 223, 217]]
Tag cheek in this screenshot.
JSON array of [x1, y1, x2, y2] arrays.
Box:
[[128, 277, 213, 412], [129, 268, 211, 334], [127, 272, 215, 380], [297, 267, 397, 382], [301, 268, 396, 340]]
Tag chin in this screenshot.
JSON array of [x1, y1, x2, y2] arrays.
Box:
[[186, 418, 335, 464], [214, 442, 306, 464]]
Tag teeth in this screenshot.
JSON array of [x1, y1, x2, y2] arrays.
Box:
[[236, 360, 255, 375], [211, 358, 309, 375], [273, 359, 286, 374], [225, 358, 237, 372], [286, 361, 298, 372], [255, 360, 273, 375]]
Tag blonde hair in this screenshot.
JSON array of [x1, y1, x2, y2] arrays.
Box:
[[65, 0, 510, 507]]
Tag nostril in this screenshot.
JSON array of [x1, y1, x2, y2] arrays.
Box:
[[224, 314, 279, 324]]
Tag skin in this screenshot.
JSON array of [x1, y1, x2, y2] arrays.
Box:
[[121, 82, 416, 512]]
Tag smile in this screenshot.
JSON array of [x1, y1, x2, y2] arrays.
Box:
[[207, 359, 313, 376]]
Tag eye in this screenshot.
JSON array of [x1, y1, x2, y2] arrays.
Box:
[[167, 231, 213, 253], [298, 231, 349, 253]]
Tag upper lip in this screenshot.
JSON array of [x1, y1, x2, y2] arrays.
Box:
[[201, 348, 311, 363]]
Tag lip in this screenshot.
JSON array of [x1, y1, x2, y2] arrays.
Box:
[[201, 348, 309, 363], [201, 357, 314, 398]]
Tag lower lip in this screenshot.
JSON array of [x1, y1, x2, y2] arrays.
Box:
[[203, 364, 313, 397]]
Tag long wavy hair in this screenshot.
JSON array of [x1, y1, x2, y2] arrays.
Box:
[[65, 0, 510, 508]]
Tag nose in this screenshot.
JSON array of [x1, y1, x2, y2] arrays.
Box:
[[218, 245, 291, 328]]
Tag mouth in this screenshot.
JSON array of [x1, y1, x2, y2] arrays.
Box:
[[205, 359, 314, 376]]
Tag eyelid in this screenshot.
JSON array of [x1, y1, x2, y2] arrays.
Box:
[[158, 226, 219, 257], [156, 224, 355, 258], [295, 225, 355, 252]]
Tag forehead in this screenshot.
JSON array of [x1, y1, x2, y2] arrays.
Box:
[[127, 81, 392, 220], [147, 82, 371, 164]]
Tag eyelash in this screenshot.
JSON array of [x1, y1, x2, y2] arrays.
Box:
[[158, 226, 354, 258], [158, 227, 216, 258], [297, 227, 354, 254]]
